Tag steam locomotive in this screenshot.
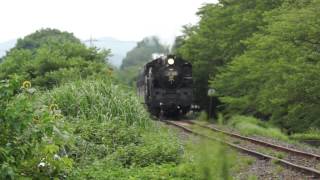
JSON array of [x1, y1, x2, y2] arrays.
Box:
[[137, 55, 193, 117]]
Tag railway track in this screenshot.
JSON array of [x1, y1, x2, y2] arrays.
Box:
[[163, 120, 320, 178]]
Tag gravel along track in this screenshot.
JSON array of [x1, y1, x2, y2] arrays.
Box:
[[163, 120, 319, 179]]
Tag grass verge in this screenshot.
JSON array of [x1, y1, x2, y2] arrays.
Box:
[[227, 115, 289, 141]]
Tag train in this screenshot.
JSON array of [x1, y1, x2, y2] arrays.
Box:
[[137, 55, 193, 117]]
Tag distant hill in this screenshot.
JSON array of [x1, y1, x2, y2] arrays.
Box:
[[83, 37, 136, 67], [0, 40, 16, 57]]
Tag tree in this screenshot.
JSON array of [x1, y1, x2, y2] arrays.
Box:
[[176, 0, 284, 111], [213, 0, 320, 132], [0, 28, 111, 89], [14, 28, 81, 51], [121, 36, 168, 69]]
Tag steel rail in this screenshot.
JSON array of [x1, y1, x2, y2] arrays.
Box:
[[190, 121, 320, 160], [163, 120, 320, 178]]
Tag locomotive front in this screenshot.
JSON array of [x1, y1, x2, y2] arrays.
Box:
[[139, 55, 193, 117]]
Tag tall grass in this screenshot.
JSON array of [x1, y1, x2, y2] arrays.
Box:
[[290, 128, 320, 141], [185, 140, 235, 180], [228, 115, 288, 141], [217, 113, 225, 125], [40, 78, 150, 127], [197, 144, 232, 179], [35, 79, 187, 178], [197, 111, 209, 122]]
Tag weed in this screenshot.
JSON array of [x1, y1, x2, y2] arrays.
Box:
[[228, 115, 288, 141], [290, 128, 320, 141], [232, 140, 241, 144], [245, 158, 255, 166], [197, 111, 209, 122], [271, 158, 280, 165], [217, 113, 224, 125], [273, 165, 284, 176], [247, 175, 258, 180], [192, 140, 234, 180], [275, 152, 285, 159]]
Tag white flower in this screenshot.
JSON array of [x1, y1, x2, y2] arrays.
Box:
[[38, 162, 46, 168], [54, 154, 61, 160]]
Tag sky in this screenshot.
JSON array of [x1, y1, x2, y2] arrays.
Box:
[[0, 0, 217, 44]]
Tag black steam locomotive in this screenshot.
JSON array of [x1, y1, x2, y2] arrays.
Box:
[[137, 55, 193, 117]]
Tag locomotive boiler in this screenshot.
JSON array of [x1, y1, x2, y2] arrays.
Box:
[[137, 55, 193, 117]]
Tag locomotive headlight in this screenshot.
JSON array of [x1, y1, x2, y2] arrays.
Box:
[[168, 58, 175, 65]]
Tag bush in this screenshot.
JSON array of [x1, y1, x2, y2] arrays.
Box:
[[0, 78, 74, 179]]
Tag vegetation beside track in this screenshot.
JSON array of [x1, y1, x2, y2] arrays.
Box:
[[173, 120, 320, 178], [227, 116, 289, 141], [0, 29, 196, 179], [1, 28, 256, 180], [175, 0, 320, 134]]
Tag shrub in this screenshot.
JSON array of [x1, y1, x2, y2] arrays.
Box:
[[0, 78, 74, 179]]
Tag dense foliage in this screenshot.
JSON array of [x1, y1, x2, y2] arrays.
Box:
[[0, 76, 186, 179], [14, 29, 81, 51], [0, 29, 185, 179], [213, 0, 320, 132], [0, 77, 74, 179], [176, 0, 320, 132], [175, 0, 284, 110]]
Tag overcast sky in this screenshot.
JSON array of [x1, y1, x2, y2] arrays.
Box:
[[0, 0, 217, 44]]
